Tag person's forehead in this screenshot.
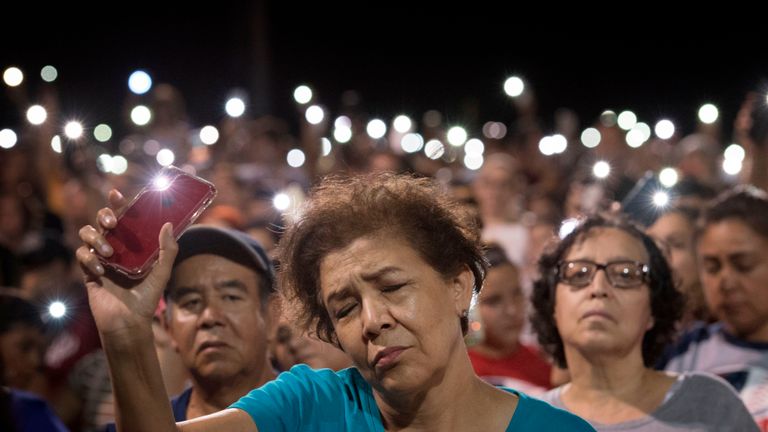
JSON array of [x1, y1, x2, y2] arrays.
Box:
[[172, 254, 263, 291], [568, 227, 647, 259]]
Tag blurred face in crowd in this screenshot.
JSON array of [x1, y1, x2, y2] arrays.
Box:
[[167, 254, 272, 383], [272, 323, 352, 371], [472, 160, 518, 220], [0, 324, 46, 389], [477, 263, 525, 349], [319, 234, 472, 396], [698, 219, 768, 341], [647, 212, 701, 303], [554, 228, 653, 361]]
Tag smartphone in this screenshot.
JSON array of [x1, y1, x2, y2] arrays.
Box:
[[100, 166, 217, 278], [620, 171, 667, 227]]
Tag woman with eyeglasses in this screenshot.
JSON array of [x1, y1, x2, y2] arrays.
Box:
[[531, 213, 758, 431]]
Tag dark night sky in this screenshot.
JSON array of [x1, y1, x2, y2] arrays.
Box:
[[2, 5, 766, 142]]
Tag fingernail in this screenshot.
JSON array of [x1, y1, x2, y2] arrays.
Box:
[[95, 264, 104, 275], [101, 244, 112, 255], [104, 215, 115, 225]]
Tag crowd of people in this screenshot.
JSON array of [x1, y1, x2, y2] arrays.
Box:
[[2, 71, 768, 430]]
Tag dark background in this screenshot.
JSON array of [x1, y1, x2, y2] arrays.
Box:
[[2, 4, 766, 142]]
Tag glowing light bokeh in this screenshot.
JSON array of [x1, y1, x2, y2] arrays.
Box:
[[580, 127, 601, 148], [503, 76, 524, 97], [64, 121, 84, 139], [286, 149, 306, 167], [366, 119, 387, 139], [447, 126, 467, 147], [199, 125, 219, 145], [393, 115, 412, 133], [128, 70, 152, 95], [40, 65, 58, 82], [293, 85, 312, 104], [26, 105, 47, 125], [305, 105, 324, 124], [0, 129, 18, 149], [698, 103, 719, 124], [3, 67, 23, 87], [130, 105, 152, 126], [592, 161, 611, 179], [654, 119, 675, 139], [94, 124, 113, 142], [225, 97, 246, 117], [659, 167, 679, 188]]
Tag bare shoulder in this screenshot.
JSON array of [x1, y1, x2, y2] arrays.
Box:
[[178, 408, 257, 432]]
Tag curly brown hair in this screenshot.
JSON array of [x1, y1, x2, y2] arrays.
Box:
[[277, 172, 487, 346]]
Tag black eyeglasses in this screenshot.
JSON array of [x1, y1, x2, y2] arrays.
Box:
[[557, 260, 649, 288]]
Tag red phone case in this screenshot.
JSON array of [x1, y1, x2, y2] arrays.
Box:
[[101, 166, 217, 278]]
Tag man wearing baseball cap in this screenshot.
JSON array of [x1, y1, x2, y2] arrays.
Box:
[[107, 224, 277, 428]]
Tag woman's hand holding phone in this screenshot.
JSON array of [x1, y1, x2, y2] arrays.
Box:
[[76, 189, 178, 338]]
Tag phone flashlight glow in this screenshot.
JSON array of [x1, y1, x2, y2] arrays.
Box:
[[48, 300, 67, 319], [153, 176, 171, 191], [652, 191, 670, 207]]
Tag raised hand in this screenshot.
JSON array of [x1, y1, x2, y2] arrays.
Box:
[[76, 189, 178, 336]]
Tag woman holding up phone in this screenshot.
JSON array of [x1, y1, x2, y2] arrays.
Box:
[[77, 173, 593, 431]]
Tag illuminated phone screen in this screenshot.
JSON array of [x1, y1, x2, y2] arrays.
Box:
[[103, 168, 216, 278]]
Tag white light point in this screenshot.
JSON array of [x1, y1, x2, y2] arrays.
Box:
[[128, 70, 152, 95], [50, 135, 62, 153], [723, 158, 743, 176], [551, 134, 568, 154], [273, 193, 291, 211], [199, 125, 219, 145], [48, 301, 66, 318], [503, 76, 524, 97], [40, 65, 58, 82], [366, 119, 387, 139], [321, 138, 332, 156], [97, 154, 113, 173], [653, 191, 670, 207], [654, 119, 675, 140], [94, 124, 112, 142], [658, 167, 679, 188], [424, 139, 445, 160], [130, 105, 152, 126], [286, 149, 306, 167], [447, 126, 467, 147], [592, 161, 611, 179], [156, 149, 175, 166], [464, 138, 485, 155], [625, 128, 646, 148], [463, 153, 484, 170], [617, 110, 637, 130], [393, 115, 412, 133], [333, 126, 352, 143], [111, 156, 128, 175], [64, 121, 83, 140], [3, 67, 23, 87], [153, 176, 171, 190], [559, 218, 580, 239], [225, 97, 246, 117], [724, 144, 745, 162], [334, 116, 351, 129], [26, 105, 47, 125], [581, 127, 601, 148], [698, 103, 719, 124], [0, 129, 18, 149], [400, 133, 424, 154], [293, 85, 313, 104], [305, 105, 324, 125]]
